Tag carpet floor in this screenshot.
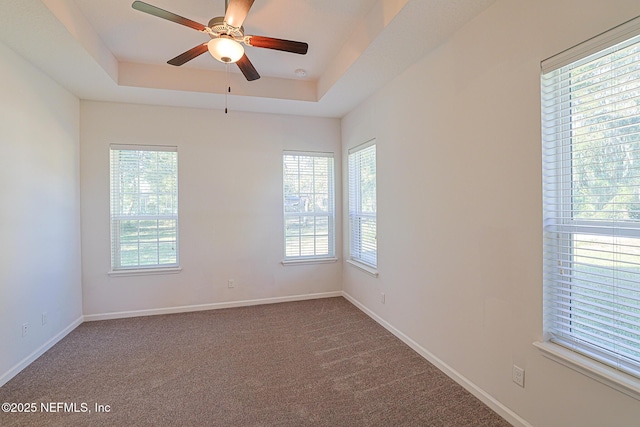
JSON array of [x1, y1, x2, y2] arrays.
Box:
[[0, 297, 510, 426]]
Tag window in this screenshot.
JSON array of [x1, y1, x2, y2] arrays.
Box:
[[283, 151, 335, 261], [110, 145, 178, 271], [541, 20, 640, 379], [348, 141, 377, 269]]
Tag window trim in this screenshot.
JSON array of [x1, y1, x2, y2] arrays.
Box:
[[281, 257, 338, 266], [108, 266, 182, 277], [346, 259, 379, 277], [534, 341, 640, 401], [282, 150, 336, 262], [109, 144, 179, 272]]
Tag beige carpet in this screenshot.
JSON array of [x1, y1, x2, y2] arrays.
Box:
[[0, 297, 510, 426]]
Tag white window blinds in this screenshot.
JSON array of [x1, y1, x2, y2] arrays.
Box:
[[348, 141, 377, 268], [542, 21, 640, 377], [110, 145, 178, 270], [283, 151, 335, 260]]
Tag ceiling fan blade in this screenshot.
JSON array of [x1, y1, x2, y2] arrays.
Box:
[[247, 36, 308, 55], [236, 54, 260, 81], [132, 1, 206, 31], [167, 43, 209, 66], [224, 0, 254, 28]]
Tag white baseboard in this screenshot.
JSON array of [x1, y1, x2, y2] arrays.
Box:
[[3, 291, 526, 427], [0, 315, 83, 388], [1, 293, 342, 387], [342, 292, 531, 427], [83, 291, 344, 322]]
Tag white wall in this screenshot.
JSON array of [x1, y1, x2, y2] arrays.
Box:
[[80, 101, 342, 317], [0, 41, 82, 385], [341, 0, 640, 426]]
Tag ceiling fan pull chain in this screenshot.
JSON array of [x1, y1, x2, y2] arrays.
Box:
[[225, 63, 230, 114]]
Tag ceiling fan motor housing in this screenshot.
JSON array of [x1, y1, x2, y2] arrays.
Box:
[[207, 16, 244, 39]]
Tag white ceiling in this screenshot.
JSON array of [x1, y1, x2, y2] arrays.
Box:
[[0, 0, 496, 118]]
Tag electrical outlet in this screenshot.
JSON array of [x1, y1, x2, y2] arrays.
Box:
[[22, 322, 29, 337], [42, 312, 47, 326], [380, 292, 386, 304], [228, 279, 235, 288], [512, 365, 525, 387]]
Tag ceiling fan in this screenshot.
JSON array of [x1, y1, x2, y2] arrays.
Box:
[[131, 0, 309, 81]]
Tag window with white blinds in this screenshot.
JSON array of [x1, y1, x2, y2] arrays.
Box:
[[542, 19, 640, 378], [348, 141, 377, 268], [283, 151, 335, 260], [110, 145, 178, 270]]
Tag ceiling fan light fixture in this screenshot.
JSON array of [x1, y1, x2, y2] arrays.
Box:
[[207, 37, 244, 63]]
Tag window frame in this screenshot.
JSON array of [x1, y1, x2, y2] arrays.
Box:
[[348, 140, 377, 272], [282, 150, 336, 263], [109, 144, 180, 274], [539, 15, 640, 399]]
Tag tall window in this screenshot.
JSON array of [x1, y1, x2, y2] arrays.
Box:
[[110, 145, 178, 270], [283, 151, 335, 260], [348, 141, 377, 268], [542, 22, 640, 378]]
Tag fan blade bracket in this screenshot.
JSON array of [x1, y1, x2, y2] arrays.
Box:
[[206, 17, 244, 39]]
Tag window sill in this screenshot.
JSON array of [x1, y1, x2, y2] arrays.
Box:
[[108, 267, 182, 277], [346, 259, 379, 277], [533, 341, 640, 401], [281, 257, 338, 266]]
